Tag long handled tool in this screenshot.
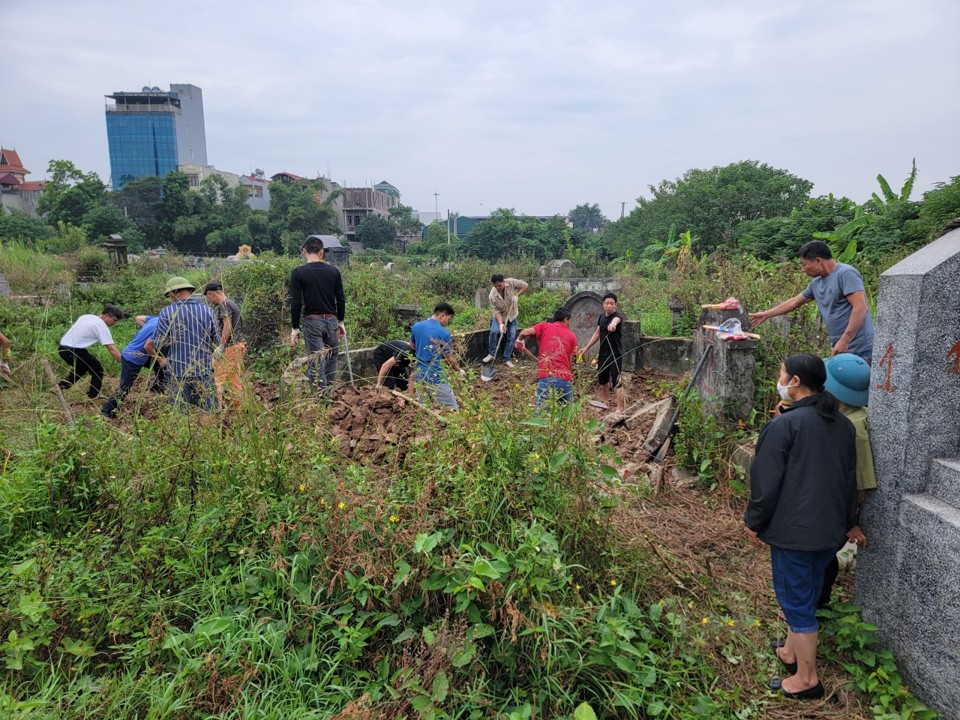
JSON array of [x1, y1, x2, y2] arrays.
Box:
[[341, 326, 355, 386], [651, 344, 713, 464], [480, 330, 505, 382]]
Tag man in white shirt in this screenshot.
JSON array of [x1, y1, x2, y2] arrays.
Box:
[[58, 304, 125, 399]]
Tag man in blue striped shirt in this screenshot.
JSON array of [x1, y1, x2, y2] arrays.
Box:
[[145, 276, 219, 412]]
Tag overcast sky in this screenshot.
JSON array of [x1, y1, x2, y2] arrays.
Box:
[[4, 0, 958, 220]]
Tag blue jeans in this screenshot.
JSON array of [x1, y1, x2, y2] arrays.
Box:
[[770, 545, 837, 633], [536, 377, 573, 409], [488, 317, 518, 361], [302, 316, 339, 395], [170, 374, 217, 413], [101, 358, 167, 418]]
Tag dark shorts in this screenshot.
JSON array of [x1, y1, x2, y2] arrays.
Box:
[[770, 545, 837, 633], [597, 354, 621, 388]]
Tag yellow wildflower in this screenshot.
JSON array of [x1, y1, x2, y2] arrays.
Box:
[[389, 515, 399, 523], [298, 484, 306, 492], [727, 619, 735, 627], [609, 579, 617, 587], [701, 617, 709, 624], [338, 501, 346, 510], [754, 619, 762, 627]]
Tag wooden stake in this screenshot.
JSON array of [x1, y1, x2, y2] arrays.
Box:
[[42, 358, 74, 424]]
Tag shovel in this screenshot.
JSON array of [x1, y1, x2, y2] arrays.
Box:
[[651, 344, 713, 464], [480, 331, 505, 382]]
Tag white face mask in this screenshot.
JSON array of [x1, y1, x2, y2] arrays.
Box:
[[776, 381, 795, 402]]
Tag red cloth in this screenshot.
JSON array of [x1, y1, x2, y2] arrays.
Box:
[[533, 321, 578, 380]]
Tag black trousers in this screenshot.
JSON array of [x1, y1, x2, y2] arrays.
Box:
[[101, 358, 167, 418], [58, 346, 104, 399]]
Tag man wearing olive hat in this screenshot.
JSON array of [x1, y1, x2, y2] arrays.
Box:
[[145, 277, 219, 411]]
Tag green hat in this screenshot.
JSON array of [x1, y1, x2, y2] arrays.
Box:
[[164, 276, 196, 295]]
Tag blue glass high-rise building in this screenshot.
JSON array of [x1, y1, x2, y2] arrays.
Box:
[[105, 84, 207, 190]]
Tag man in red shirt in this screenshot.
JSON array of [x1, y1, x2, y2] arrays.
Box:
[[519, 307, 579, 409]]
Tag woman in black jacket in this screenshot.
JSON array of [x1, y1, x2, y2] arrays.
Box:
[[745, 353, 858, 700]]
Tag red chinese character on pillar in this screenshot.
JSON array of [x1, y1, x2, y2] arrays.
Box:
[[947, 341, 960, 374], [876, 343, 896, 392]]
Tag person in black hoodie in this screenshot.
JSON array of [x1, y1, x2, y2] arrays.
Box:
[[744, 353, 858, 700]]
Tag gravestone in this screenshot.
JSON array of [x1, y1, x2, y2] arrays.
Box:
[[563, 291, 604, 350], [855, 229, 960, 718], [474, 287, 489, 309], [693, 307, 757, 421], [544, 259, 574, 278]]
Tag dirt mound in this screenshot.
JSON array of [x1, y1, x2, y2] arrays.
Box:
[[325, 386, 436, 463]]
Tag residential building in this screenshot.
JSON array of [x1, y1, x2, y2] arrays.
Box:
[[105, 84, 208, 189], [342, 184, 399, 240], [0, 148, 45, 216], [240, 175, 270, 212]]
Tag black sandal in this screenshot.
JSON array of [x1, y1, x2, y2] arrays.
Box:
[[771, 640, 798, 675]]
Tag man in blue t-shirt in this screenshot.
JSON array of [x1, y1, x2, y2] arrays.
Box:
[[750, 241, 875, 361], [101, 315, 168, 418], [410, 302, 465, 410]]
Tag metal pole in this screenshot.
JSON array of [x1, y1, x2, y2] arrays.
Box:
[[447, 208, 451, 245]]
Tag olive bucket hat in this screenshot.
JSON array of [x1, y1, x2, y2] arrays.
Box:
[[164, 276, 196, 296], [824, 353, 871, 407]]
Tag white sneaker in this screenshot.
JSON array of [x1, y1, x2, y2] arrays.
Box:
[[504, 360, 515, 368], [482, 354, 494, 363]]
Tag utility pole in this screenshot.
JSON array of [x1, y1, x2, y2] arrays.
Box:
[[434, 192, 439, 221], [446, 208, 451, 245], [621, 201, 626, 219]]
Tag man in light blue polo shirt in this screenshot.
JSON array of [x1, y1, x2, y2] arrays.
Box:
[[410, 302, 465, 410], [101, 315, 168, 418], [750, 241, 875, 361]]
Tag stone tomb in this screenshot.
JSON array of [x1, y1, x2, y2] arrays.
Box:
[[563, 291, 605, 350], [856, 229, 960, 718]]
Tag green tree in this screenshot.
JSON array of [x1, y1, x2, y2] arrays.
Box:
[[0, 209, 55, 245], [355, 214, 398, 250], [735, 195, 857, 261], [105, 175, 164, 247], [267, 179, 342, 252], [462, 209, 568, 261], [461, 209, 523, 260], [568, 203, 605, 231], [910, 175, 960, 240], [36, 160, 107, 227], [80, 203, 145, 250], [388, 204, 424, 237], [614, 160, 813, 256]]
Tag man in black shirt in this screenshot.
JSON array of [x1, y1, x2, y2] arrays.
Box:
[[289, 235, 346, 397], [373, 340, 413, 391], [581, 293, 625, 412]]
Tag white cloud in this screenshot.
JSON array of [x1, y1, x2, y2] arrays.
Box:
[[4, 0, 957, 219]]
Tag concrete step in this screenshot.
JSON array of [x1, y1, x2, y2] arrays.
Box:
[[901, 493, 960, 538], [928, 458, 960, 509]]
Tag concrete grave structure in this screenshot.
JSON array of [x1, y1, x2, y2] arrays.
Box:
[[693, 307, 757, 421], [563, 291, 605, 350], [856, 229, 960, 718]]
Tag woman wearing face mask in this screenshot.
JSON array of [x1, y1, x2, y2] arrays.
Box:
[[744, 353, 858, 700]]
